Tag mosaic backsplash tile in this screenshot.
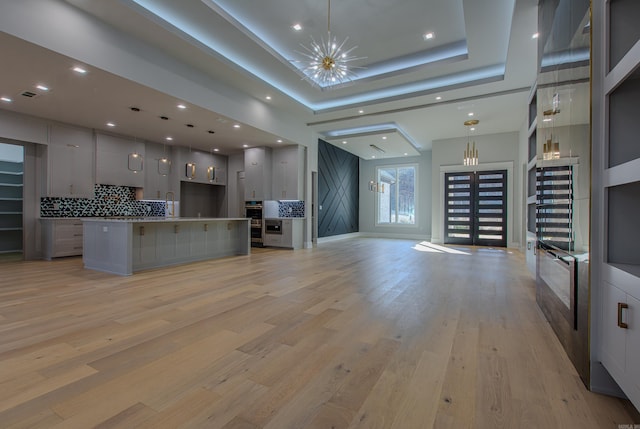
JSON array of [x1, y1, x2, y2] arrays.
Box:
[[278, 200, 305, 217], [41, 184, 165, 217]]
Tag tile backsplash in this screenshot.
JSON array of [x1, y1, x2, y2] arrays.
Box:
[[41, 184, 165, 217], [278, 200, 305, 217]]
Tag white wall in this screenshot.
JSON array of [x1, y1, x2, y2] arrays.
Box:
[[431, 132, 522, 247], [359, 151, 432, 240]]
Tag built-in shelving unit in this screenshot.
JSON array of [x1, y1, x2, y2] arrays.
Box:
[[0, 160, 23, 253], [593, 0, 640, 410]]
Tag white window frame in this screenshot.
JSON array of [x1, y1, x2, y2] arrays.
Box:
[[374, 163, 418, 227]]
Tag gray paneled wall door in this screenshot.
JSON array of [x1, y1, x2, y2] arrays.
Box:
[[317, 140, 359, 237], [444, 170, 507, 247]]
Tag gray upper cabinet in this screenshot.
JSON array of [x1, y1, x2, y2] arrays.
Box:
[[244, 147, 272, 201], [142, 142, 175, 200], [96, 133, 145, 188], [272, 145, 304, 200], [46, 124, 95, 198], [176, 147, 227, 185]]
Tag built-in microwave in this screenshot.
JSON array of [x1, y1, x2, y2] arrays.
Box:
[[265, 219, 282, 235]]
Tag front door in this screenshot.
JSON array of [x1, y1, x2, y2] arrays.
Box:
[[444, 170, 507, 247]]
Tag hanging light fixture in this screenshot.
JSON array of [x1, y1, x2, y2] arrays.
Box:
[[463, 119, 479, 166], [293, 0, 366, 87]]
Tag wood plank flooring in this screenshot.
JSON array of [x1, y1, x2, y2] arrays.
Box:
[[0, 238, 638, 428]]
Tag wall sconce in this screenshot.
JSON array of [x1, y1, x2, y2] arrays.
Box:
[[128, 152, 143, 173], [185, 163, 196, 180], [369, 180, 385, 193], [463, 119, 479, 166], [207, 166, 215, 182]]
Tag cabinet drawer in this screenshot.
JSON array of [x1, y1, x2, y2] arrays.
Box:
[[42, 219, 84, 259]]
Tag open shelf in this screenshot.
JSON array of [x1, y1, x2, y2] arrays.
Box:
[[609, 0, 640, 72], [607, 181, 640, 271], [608, 69, 640, 168]]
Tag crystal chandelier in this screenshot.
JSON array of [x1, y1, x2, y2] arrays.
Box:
[[294, 0, 365, 87], [463, 119, 479, 166]]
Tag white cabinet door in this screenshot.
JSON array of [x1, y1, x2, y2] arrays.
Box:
[[244, 147, 271, 200], [47, 124, 94, 198], [272, 145, 304, 200], [96, 133, 145, 188], [625, 293, 640, 403], [601, 281, 628, 378]]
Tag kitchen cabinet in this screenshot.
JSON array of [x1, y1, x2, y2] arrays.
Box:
[[272, 145, 305, 200], [177, 147, 227, 185], [263, 218, 304, 249], [96, 133, 145, 188], [601, 279, 640, 406], [244, 147, 271, 200], [142, 142, 175, 200], [593, 0, 640, 409], [46, 124, 94, 198], [41, 218, 83, 259]]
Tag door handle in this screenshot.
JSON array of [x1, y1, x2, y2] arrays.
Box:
[[618, 302, 628, 329]]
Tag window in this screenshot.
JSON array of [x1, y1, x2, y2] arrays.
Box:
[[376, 164, 416, 225]]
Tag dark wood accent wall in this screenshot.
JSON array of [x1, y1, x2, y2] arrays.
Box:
[[318, 139, 359, 237]]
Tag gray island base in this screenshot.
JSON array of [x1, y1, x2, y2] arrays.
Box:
[[82, 218, 250, 276]]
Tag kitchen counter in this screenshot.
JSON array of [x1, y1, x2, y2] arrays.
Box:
[[82, 217, 250, 275], [263, 217, 304, 250]]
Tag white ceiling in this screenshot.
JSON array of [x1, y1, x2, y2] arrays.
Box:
[[0, 0, 539, 159]]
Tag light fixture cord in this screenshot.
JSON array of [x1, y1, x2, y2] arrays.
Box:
[[327, 0, 331, 32]]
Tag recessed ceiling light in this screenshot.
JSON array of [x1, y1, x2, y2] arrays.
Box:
[[0, 97, 12, 103], [233, 124, 241, 128], [73, 66, 87, 74], [106, 122, 116, 127], [166, 136, 173, 141], [423, 32, 434, 40], [359, 110, 364, 114], [242, 144, 249, 148], [470, 127, 476, 131], [36, 84, 49, 91], [468, 112, 474, 117], [532, 32, 539, 39], [265, 96, 272, 100], [404, 153, 408, 156], [342, 141, 347, 144], [177, 104, 187, 109], [436, 96, 442, 100], [277, 139, 283, 143], [292, 23, 302, 31], [371, 155, 376, 159], [382, 136, 387, 140], [213, 148, 220, 152]]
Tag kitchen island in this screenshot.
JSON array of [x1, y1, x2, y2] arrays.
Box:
[[82, 217, 250, 275]]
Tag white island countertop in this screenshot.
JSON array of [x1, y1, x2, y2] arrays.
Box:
[[82, 217, 250, 275]]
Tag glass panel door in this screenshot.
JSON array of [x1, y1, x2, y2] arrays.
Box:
[[444, 170, 507, 247]]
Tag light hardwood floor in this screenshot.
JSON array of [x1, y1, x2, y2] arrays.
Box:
[[0, 238, 637, 428]]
